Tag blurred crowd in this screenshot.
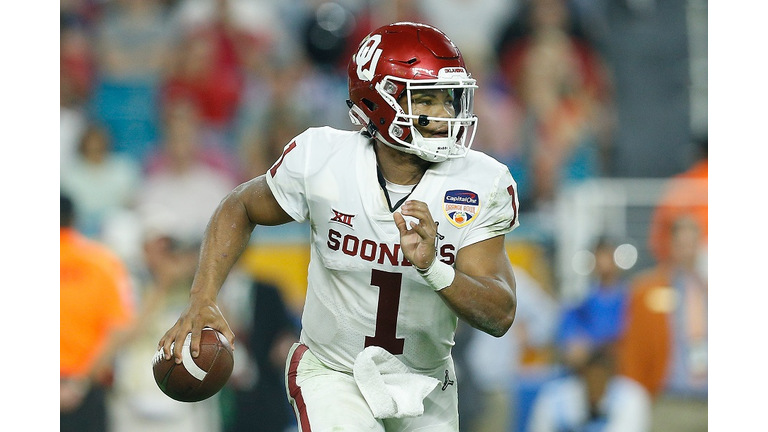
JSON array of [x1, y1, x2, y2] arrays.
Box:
[[60, 0, 707, 432], [61, 0, 617, 243]]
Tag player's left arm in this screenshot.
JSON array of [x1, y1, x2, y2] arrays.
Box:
[[395, 201, 516, 337], [441, 234, 516, 337]]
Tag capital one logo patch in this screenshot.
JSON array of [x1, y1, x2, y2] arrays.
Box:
[[443, 190, 480, 228], [356, 34, 382, 81]]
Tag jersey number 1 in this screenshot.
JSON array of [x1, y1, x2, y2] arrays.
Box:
[[365, 269, 405, 355]]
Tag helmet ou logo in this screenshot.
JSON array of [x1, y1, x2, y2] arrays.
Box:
[[356, 34, 383, 82]]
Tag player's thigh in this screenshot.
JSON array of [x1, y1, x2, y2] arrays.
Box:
[[286, 343, 384, 432]]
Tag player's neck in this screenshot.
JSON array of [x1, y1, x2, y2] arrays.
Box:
[[373, 141, 431, 186]]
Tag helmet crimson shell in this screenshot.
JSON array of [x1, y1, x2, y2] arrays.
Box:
[[347, 22, 478, 162]]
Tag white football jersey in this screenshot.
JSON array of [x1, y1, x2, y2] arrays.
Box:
[[266, 127, 520, 374]]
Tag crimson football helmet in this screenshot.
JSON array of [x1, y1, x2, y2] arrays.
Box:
[[347, 22, 478, 162]]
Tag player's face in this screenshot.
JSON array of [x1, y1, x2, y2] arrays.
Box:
[[399, 89, 457, 138]]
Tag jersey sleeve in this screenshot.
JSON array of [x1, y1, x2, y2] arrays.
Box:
[[265, 134, 311, 223], [462, 164, 520, 247]]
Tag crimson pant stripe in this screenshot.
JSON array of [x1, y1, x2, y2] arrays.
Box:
[[288, 344, 311, 431], [507, 185, 518, 227]]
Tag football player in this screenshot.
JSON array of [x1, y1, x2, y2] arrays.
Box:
[[159, 22, 520, 431]]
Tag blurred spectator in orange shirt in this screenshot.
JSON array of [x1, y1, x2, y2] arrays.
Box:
[[617, 215, 707, 432], [648, 135, 708, 268], [639, 138, 708, 432], [61, 193, 135, 432], [556, 236, 630, 370]]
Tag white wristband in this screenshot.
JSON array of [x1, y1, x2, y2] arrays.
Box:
[[416, 260, 455, 291]]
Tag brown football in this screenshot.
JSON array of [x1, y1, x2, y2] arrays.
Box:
[[152, 327, 234, 402]]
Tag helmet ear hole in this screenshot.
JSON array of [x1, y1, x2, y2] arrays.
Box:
[[362, 98, 378, 112]]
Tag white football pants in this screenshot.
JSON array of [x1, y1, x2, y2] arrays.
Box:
[[284, 343, 459, 432]]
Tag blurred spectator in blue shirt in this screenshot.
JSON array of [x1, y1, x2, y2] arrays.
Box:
[[556, 236, 629, 369], [89, 0, 174, 163]]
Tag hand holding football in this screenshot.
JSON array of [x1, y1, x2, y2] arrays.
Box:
[[152, 327, 234, 402]]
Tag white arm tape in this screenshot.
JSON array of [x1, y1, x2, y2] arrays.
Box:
[[417, 260, 456, 292]]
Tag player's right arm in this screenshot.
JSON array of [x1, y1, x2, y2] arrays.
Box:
[[158, 175, 294, 364]]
